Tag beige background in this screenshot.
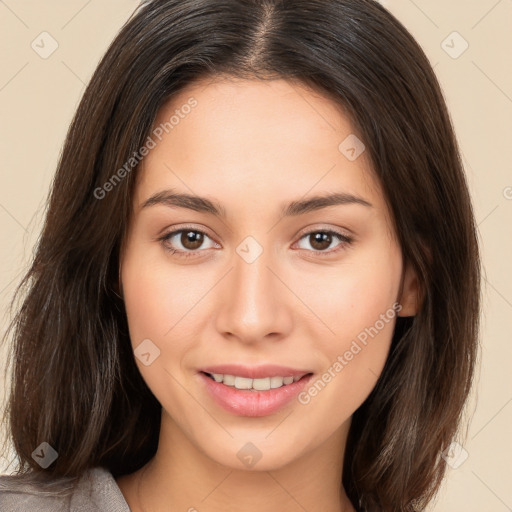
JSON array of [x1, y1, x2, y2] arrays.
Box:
[[0, 1, 511, 510]]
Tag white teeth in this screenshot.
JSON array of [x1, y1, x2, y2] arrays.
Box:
[[222, 374, 236, 386], [234, 376, 252, 390], [270, 376, 284, 388], [207, 373, 306, 390], [252, 377, 271, 390]]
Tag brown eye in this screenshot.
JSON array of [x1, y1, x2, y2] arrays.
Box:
[[309, 232, 333, 251], [179, 230, 204, 250], [295, 229, 353, 255], [159, 228, 218, 258]]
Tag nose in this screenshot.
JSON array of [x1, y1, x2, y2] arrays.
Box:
[[214, 244, 293, 345]]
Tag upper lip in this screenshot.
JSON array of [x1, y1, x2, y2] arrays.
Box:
[[199, 364, 313, 379]]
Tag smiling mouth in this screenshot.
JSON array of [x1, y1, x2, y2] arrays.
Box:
[[200, 371, 313, 392]]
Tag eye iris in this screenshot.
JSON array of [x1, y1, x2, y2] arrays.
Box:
[[310, 232, 332, 251], [172, 230, 340, 253], [182, 230, 204, 250]]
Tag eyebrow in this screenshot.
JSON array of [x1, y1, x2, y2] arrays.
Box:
[[141, 189, 373, 217]]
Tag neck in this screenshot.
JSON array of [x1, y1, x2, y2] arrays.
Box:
[[127, 410, 356, 512]]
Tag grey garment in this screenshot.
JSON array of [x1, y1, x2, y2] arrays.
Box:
[[0, 466, 132, 512]]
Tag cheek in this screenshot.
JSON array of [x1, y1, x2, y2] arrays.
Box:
[[120, 246, 192, 410], [297, 280, 400, 429], [299, 247, 401, 340], [121, 260, 170, 343], [121, 244, 198, 343], [301, 244, 402, 393], [120, 242, 212, 394]]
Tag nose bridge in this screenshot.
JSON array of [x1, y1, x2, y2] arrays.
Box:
[[215, 239, 291, 341]]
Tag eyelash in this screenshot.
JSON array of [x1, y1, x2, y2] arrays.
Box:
[[158, 225, 354, 260]]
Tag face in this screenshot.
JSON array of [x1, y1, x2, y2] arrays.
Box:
[[120, 76, 418, 471]]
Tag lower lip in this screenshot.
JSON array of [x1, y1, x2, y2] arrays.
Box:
[[198, 372, 314, 417]]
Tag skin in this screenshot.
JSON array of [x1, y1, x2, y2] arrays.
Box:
[[116, 76, 420, 512]]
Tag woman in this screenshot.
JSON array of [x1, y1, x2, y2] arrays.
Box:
[[0, 1, 481, 511]]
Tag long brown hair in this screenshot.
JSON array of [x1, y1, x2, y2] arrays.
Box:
[[1, 1, 481, 510]]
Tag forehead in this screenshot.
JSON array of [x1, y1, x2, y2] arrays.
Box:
[[152, 76, 365, 168], [134, 77, 388, 227]]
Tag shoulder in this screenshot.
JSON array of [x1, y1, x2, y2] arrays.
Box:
[[0, 466, 131, 512]]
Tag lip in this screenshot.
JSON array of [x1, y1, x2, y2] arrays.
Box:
[[198, 371, 314, 417], [199, 364, 311, 379]]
